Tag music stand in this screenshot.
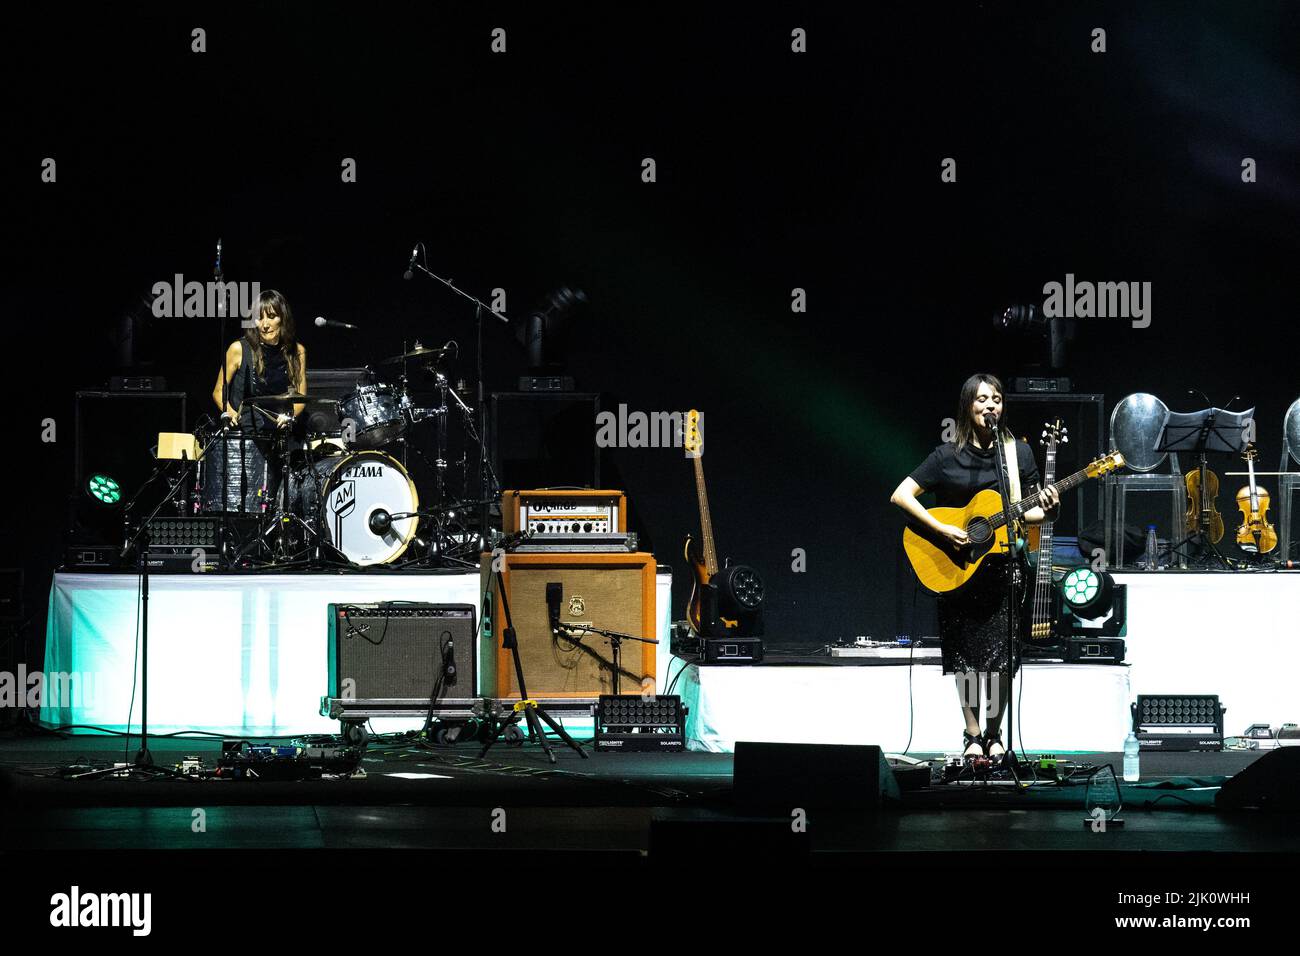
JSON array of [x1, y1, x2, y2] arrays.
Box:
[[1158, 405, 1253, 568]]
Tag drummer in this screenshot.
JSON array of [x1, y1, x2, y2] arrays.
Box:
[[212, 289, 307, 432]]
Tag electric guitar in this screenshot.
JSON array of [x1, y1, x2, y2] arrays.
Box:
[[903, 448, 1125, 594]]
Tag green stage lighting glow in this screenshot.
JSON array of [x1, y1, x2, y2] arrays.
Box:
[[1062, 568, 1098, 605], [88, 474, 121, 505]]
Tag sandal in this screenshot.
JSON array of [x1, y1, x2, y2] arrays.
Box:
[[962, 730, 984, 759], [982, 729, 1005, 760]]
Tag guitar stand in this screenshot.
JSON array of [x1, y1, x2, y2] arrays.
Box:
[[1164, 450, 1234, 571], [479, 564, 587, 764]]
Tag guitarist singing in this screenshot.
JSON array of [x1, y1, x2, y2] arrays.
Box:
[[889, 374, 1059, 761]]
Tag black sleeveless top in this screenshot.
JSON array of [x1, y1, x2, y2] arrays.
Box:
[[229, 339, 292, 435]]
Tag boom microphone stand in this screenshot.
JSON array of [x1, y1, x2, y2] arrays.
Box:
[[404, 244, 509, 549]]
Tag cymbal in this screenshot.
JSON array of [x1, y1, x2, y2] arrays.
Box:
[[240, 391, 334, 410], [377, 345, 452, 365]]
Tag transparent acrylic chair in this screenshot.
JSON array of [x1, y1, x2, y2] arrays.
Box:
[[1103, 393, 1186, 569], [1277, 398, 1300, 562]]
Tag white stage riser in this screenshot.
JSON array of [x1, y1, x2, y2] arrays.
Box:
[[41, 572, 673, 736]]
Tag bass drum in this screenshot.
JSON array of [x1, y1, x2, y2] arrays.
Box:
[[292, 451, 419, 566]]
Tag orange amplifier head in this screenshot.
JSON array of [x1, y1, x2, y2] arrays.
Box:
[[502, 489, 627, 535]]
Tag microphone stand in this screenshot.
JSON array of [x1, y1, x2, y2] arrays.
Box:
[[478, 562, 587, 764], [406, 251, 508, 552], [553, 622, 659, 696], [215, 240, 230, 570], [988, 417, 1024, 779]]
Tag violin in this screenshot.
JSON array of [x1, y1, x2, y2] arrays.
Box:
[[1185, 461, 1224, 544], [1235, 443, 1277, 554]]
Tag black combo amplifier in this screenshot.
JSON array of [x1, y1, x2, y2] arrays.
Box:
[[327, 603, 478, 701]]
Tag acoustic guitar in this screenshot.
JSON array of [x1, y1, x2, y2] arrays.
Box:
[[903, 448, 1125, 594]]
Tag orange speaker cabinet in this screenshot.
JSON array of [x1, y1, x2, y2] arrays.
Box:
[[482, 552, 657, 699]]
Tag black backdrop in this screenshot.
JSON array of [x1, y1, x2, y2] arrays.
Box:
[[7, 2, 1300, 667]]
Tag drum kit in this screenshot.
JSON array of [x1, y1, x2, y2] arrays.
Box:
[[188, 342, 487, 570]]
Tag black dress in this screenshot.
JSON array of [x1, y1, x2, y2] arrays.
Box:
[[210, 339, 293, 510], [909, 438, 1041, 675]]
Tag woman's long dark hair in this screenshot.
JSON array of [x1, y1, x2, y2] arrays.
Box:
[[243, 289, 301, 388], [954, 372, 1009, 450]]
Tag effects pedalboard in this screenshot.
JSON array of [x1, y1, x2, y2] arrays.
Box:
[[209, 739, 365, 780], [940, 752, 1087, 785]]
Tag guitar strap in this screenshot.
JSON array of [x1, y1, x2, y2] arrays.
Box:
[[1002, 432, 1021, 505]]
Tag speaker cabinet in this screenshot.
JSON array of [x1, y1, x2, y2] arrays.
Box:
[[327, 603, 477, 701], [1216, 748, 1300, 811], [733, 742, 901, 810], [71, 390, 187, 545], [490, 392, 600, 490], [484, 553, 656, 699]]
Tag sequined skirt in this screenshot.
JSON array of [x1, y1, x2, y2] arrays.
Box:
[[937, 558, 1022, 675]]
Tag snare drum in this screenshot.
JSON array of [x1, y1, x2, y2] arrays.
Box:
[[337, 384, 407, 449]]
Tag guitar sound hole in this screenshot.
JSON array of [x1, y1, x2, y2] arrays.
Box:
[[966, 519, 991, 544]]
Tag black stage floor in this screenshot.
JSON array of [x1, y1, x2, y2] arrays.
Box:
[[3, 734, 1296, 861], [3, 731, 1296, 935]]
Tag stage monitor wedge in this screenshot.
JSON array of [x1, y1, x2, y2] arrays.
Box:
[[733, 741, 902, 811]]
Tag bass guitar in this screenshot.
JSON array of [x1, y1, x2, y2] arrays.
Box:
[[682, 410, 764, 634], [903, 449, 1125, 594], [1026, 420, 1065, 642]]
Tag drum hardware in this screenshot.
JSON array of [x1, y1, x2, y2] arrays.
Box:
[[403, 252, 510, 547], [119, 429, 223, 562]]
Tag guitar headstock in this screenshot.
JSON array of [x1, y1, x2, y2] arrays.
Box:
[[1086, 450, 1126, 478], [1040, 419, 1067, 449], [684, 409, 704, 459]]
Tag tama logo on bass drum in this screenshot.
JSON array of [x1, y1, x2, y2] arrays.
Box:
[[340, 465, 384, 479]]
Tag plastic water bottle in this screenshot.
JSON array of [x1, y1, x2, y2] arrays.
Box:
[[1142, 524, 1159, 570], [1123, 731, 1140, 782]]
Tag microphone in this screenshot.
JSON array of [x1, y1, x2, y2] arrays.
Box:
[[442, 637, 457, 686], [369, 509, 392, 536], [546, 582, 562, 635], [495, 528, 535, 551], [983, 411, 999, 428], [315, 316, 360, 330], [403, 243, 419, 280]]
